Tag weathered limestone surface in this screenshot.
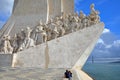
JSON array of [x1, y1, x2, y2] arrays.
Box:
[[0, 68, 81, 80], [12, 23, 104, 68], [0, 66, 94, 80], [0, 54, 13, 67], [62, 0, 74, 14], [48, 0, 62, 18]]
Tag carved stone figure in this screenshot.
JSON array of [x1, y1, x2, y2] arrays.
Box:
[[25, 27, 32, 38], [33, 26, 41, 44], [0, 9, 101, 53], [56, 17, 63, 26], [48, 21, 57, 39], [89, 3, 100, 25], [17, 29, 25, 51], [46, 19, 52, 41], [33, 21, 48, 44], [74, 22, 80, 31], [2, 35, 13, 54], [11, 34, 19, 53], [90, 4, 96, 14], [33, 24, 44, 44], [53, 26, 59, 38], [46, 27, 52, 41], [64, 14, 69, 25], [71, 15, 80, 32], [81, 17, 90, 28], [73, 12, 79, 22], [48, 19, 56, 31], [42, 24, 47, 43], [79, 11, 86, 20], [60, 26, 66, 36], [68, 13, 73, 24], [71, 21, 76, 32], [63, 15, 70, 34], [56, 20, 65, 36], [23, 37, 35, 49], [18, 27, 35, 51]]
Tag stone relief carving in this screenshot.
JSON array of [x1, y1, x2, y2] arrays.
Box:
[[89, 3, 100, 25], [0, 4, 100, 54], [33, 21, 46, 44], [11, 34, 19, 53], [18, 27, 35, 51], [2, 35, 13, 54], [16, 29, 26, 51]]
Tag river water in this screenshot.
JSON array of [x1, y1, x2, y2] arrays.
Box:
[[83, 63, 120, 80]]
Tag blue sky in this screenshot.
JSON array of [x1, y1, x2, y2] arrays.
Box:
[[0, 0, 120, 58], [74, 0, 120, 59], [75, 0, 120, 35]]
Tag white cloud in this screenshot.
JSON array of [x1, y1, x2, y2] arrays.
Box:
[[97, 38, 104, 44], [113, 40, 120, 47], [96, 28, 111, 45], [92, 38, 120, 58], [105, 45, 112, 48], [89, 27, 120, 59], [102, 28, 110, 34]]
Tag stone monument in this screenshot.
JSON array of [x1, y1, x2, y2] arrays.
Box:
[[0, 0, 104, 80]]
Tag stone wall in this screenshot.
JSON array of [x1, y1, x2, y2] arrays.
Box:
[[13, 0, 48, 16], [0, 54, 13, 67], [48, 0, 62, 19], [62, 0, 74, 14]]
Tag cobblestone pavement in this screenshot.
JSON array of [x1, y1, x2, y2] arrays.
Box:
[[0, 67, 68, 80]]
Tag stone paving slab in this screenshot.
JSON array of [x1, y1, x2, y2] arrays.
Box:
[[0, 67, 68, 80]]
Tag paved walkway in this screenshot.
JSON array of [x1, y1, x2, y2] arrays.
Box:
[[0, 67, 68, 80]]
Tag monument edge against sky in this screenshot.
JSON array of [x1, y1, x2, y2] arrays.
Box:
[[0, 0, 104, 80]]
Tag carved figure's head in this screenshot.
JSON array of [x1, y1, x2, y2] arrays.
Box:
[[90, 3, 95, 9]]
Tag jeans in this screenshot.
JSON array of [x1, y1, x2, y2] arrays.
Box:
[[68, 77, 72, 80]]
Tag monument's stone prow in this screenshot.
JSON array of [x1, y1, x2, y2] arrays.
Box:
[[12, 23, 104, 68]]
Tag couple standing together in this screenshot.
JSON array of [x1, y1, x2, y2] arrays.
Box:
[[64, 70, 72, 80]]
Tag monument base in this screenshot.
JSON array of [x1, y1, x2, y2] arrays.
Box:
[[0, 67, 92, 80], [0, 23, 104, 80], [0, 54, 13, 67]]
